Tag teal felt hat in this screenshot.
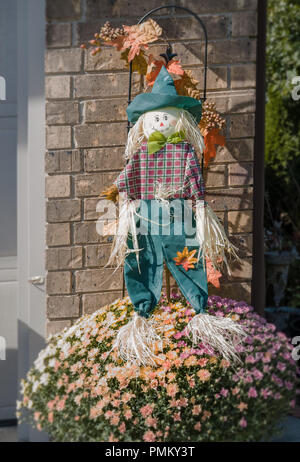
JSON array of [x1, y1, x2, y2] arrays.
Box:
[[126, 65, 202, 123]]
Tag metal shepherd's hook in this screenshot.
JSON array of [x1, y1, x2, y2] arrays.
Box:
[[122, 5, 208, 298]]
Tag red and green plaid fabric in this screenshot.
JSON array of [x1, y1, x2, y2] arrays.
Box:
[[114, 141, 205, 200]]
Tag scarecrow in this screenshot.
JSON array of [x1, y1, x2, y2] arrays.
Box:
[[100, 66, 245, 365]]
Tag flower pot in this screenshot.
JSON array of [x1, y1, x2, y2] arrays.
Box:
[[265, 250, 298, 307]]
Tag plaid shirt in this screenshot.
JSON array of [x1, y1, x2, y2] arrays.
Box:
[[114, 141, 205, 200]]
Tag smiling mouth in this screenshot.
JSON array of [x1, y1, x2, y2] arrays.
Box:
[[152, 125, 169, 132]]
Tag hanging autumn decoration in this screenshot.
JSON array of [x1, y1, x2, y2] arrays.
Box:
[[81, 20, 226, 168]]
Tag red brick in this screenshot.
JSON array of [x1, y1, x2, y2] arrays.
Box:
[[46, 24, 72, 48], [47, 199, 81, 223], [84, 147, 124, 172], [46, 175, 71, 198], [75, 268, 122, 292], [74, 172, 116, 197], [231, 64, 256, 88], [176, 0, 257, 13], [74, 74, 140, 98], [229, 114, 255, 138], [82, 292, 122, 315], [205, 165, 227, 188], [46, 247, 83, 270], [45, 150, 82, 173], [83, 99, 127, 123], [46, 0, 81, 21], [85, 244, 112, 267], [46, 126, 72, 150], [228, 210, 253, 233], [84, 48, 124, 72], [208, 39, 256, 65], [206, 187, 253, 211], [74, 123, 127, 148], [46, 271, 72, 295], [46, 101, 79, 125], [46, 223, 71, 247], [45, 76, 71, 99], [232, 11, 257, 37], [47, 295, 80, 318], [46, 49, 83, 74], [73, 221, 112, 244], [216, 139, 254, 163], [229, 163, 253, 186]]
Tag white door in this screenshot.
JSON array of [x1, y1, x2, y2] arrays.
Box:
[[0, 0, 46, 440], [0, 0, 18, 422], [17, 0, 47, 441]]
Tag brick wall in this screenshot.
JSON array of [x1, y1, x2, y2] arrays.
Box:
[[45, 0, 258, 336]]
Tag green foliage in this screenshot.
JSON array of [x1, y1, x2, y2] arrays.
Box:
[[266, 0, 300, 95], [265, 0, 300, 235], [265, 95, 299, 172]]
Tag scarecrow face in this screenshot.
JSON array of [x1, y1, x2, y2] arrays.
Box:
[[143, 107, 181, 139]]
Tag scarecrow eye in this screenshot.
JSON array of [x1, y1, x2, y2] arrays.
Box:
[[163, 115, 168, 121], [155, 116, 159, 122]]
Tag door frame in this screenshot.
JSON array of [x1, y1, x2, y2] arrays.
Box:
[[252, 0, 267, 316], [17, 0, 48, 442]]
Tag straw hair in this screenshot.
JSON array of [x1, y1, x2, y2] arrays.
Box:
[[125, 114, 146, 160], [174, 109, 205, 155]]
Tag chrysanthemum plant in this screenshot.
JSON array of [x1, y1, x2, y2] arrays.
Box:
[[18, 294, 299, 442]]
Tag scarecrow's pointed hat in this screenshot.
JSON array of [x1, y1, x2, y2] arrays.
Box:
[[126, 65, 202, 123]]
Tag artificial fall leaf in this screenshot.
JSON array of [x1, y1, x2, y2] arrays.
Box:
[[167, 59, 185, 76], [173, 247, 198, 271], [174, 70, 201, 98], [146, 55, 184, 86], [122, 19, 162, 62], [105, 35, 127, 51], [206, 258, 222, 288], [185, 87, 202, 99], [203, 128, 226, 167], [99, 184, 119, 203], [121, 49, 148, 75]]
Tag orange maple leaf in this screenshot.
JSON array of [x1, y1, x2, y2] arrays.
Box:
[[173, 247, 198, 271], [146, 56, 184, 86], [105, 20, 162, 62], [206, 258, 222, 288], [123, 20, 162, 62], [165, 59, 184, 76], [203, 128, 226, 167], [105, 35, 127, 51]]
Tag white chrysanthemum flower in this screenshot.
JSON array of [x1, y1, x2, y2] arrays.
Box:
[[48, 358, 56, 368], [40, 373, 49, 386], [32, 381, 40, 393]]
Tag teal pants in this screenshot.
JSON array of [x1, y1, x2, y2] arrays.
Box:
[[124, 199, 208, 318]]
